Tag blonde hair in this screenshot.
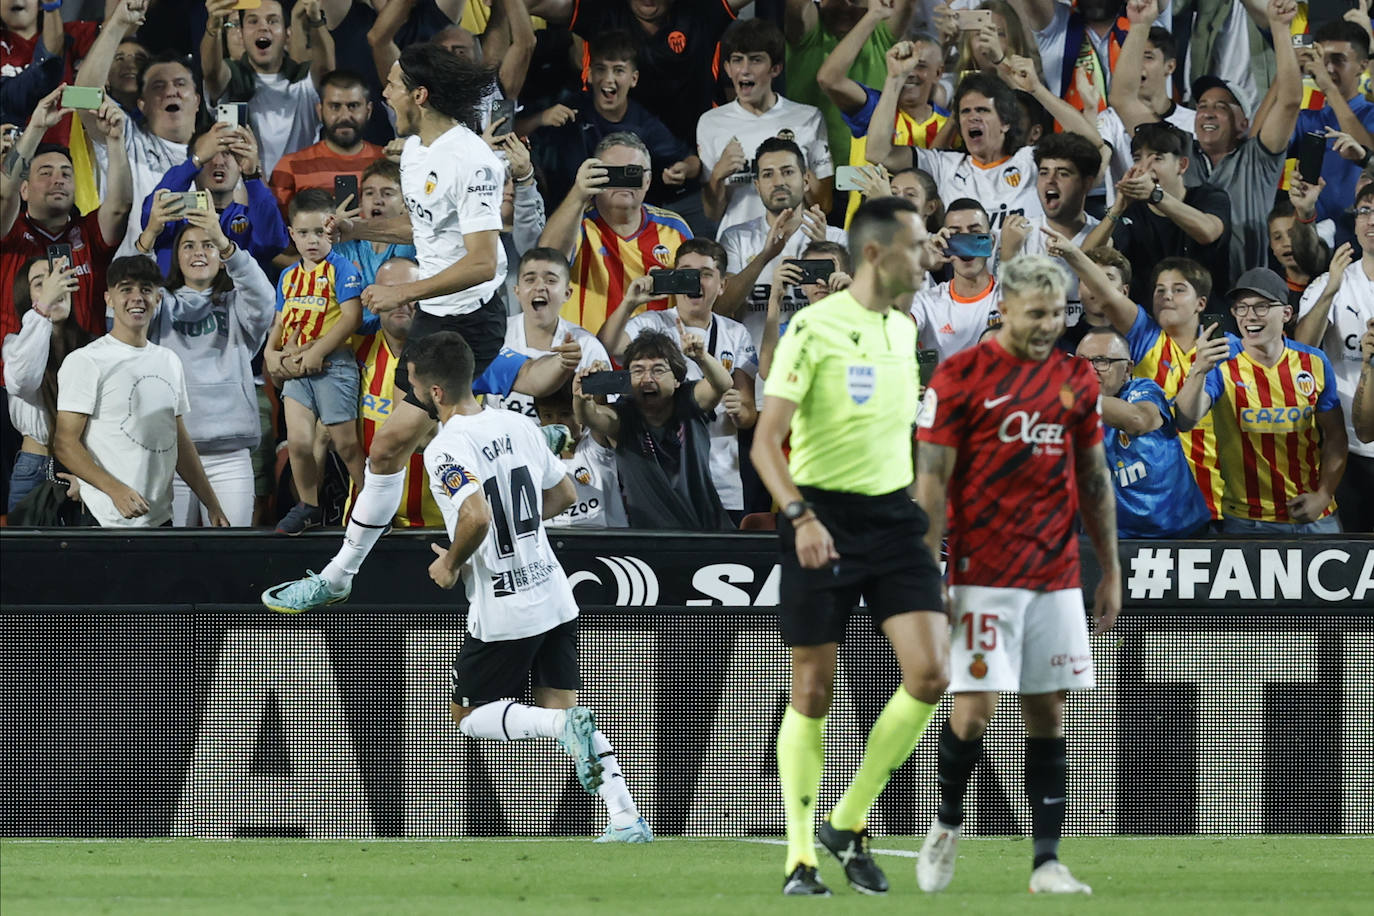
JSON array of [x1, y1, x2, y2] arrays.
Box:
[[955, 0, 1045, 83], [999, 254, 1068, 304]]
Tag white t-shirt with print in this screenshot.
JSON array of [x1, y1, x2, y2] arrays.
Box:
[[1013, 214, 1100, 326], [910, 278, 1003, 363], [915, 145, 1042, 231], [424, 408, 578, 642], [490, 315, 609, 418], [1298, 262, 1374, 459], [622, 307, 759, 510], [547, 433, 627, 529], [697, 95, 834, 239], [93, 122, 188, 259], [56, 335, 190, 527], [401, 125, 508, 317]]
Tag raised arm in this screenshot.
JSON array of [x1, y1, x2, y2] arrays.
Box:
[[596, 276, 654, 362], [864, 42, 920, 172], [1257, 0, 1303, 155], [1107, 0, 1161, 137], [1009, 0, 1059, 31], [1002, 54, 1103, 146], [201, 0, 238, 105], [491, 0, 536, 100], [715, 207, 802, 320], [784, 0, 819, 46], [572, 363, 621, 446], [679, 320, 731, 410], [75, 0, 147, 139], [366, 0, 415, 87], [1294, 243, 1354, 346], [1101, 394, 1165, 436], [539, 158, 605, 260], [817, 1, 894, 115], [2, 85, 69, 236], [1044, 228, 1139, 334], [1173, 328, 1231, 432], [1074, 440, 1121, 634], [93, 100, 133, 248], [290, 0, 335, 93]]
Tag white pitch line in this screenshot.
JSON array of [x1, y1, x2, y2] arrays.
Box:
[[736, 837, 919, 859]]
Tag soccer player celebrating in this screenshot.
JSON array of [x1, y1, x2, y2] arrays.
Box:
[[1174, 268, 1347, 534], [263, 44, 574, 612], [410, 330, 652, 844], [914, 255, 1122, 896], [752, 197, 948, 897]]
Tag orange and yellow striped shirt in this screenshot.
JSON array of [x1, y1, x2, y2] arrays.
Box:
[[1203, 337, 1340, 522], [1125, 305, 1223, 519], [275, 250, 363, 348], [347, 331, 443, 528], [561, 205, 692, 334]]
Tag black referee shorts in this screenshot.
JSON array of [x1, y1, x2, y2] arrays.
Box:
[[778, 487, 944, 647], [450, 619, 581, 707], [394, 293, 507, 410]]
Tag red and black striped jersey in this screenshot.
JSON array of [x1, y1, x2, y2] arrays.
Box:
[[916, 338, 1102, 591]]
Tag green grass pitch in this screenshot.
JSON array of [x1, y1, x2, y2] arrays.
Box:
[[2, 836, 1371, 915]]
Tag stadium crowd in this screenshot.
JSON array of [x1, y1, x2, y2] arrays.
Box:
[[2, 0, 1373, 536]]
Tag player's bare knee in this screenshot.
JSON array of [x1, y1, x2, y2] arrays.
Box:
[[1021, 691, 1066, 737], [904, 670, 948, 706], [367, 434, 408, 474]]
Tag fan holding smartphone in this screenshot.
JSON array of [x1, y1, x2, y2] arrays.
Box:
[[908, 200, 1003, 362]]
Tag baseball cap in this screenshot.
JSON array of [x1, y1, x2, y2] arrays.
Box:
[[1191, 76, 1247, 115], [1227, 267, 1289, 306]]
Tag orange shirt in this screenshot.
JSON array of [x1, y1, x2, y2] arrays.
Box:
[[268, 140, 386, 214]]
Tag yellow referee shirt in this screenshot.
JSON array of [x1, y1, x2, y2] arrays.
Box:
[[765, 290, 921, 495]]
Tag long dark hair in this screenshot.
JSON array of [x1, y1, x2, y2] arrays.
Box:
[[398, 42, 496, 133], [165, 222, 234, 296], [11, 255, 94, 431]]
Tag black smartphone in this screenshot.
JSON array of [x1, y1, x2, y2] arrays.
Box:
[[1201, 312, 1231, 336], [1297, 132, 1326, 185], [785, 259, 835, 285], [945, 232, 995, 259], [602, 164, 645, 188], [46, 243, 72, 266], [918, 348, 939, 388], [489, 98, 515, 137], [334, 174, 359, 208], [650, 268, 702, 296], [581, 370, 632, 396]]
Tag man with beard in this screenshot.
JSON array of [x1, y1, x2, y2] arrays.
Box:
[[573, 326, 733, 530], [136, 121, 287, 273], [201, 0, 336, 177], [269, 69, 385, 213]]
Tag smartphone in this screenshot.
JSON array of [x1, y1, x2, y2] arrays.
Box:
[[489, 98, 516, 137], [945, 232, 995, 259], [918, 348, 939, 388], [46, 243, 72, 267], [785, 259, 835, 285], [581, 370, 632, 396], [1297, 131, 1326, 185], [233, 0, 263, 8], [215, 103, 244, 127], [956, 10, 994, 30], [1201, 312, 1230, 336], [650, 268, 703, 297], [1291, 33, 1314, 48], [334, 174, 359, 208], [602, 164, 645, 188], [171, 190, 210, 211], [59, 86, 104, 111], [834, 165, 869, 192]]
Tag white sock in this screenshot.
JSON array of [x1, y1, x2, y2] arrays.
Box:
[[458, 701, 566, 740], [321, 464, 406, 592], [592, 730, 639, 827]]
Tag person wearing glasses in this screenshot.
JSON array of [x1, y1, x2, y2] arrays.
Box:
[[1174, 268, 1348, 535], [572, 326, 733, 530], [1075, 326, 1210, 538]]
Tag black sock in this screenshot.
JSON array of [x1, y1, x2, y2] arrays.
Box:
[[936, 720, 982, 828], [1026, 736, 1067, 869]]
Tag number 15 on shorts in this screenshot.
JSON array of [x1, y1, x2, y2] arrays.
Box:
[[959, 613, 999, 651]]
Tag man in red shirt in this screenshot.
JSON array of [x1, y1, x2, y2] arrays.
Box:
[[268, 69, 383, 214], [914, 254, 1122, 896], [1, 84, 132, 348]]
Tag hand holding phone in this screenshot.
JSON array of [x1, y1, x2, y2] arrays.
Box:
[[580, 370, 632, 396], [60, 86, 105, 111], [944, 232, 995, 259], [489, 99, 516, 137], [334, 174, 359, 209], [956, 10, 994, 31], [1297, 132, 1326, 185], [602, 164, 645, 188], [650, 268, 702, 297], [784, 259, 835, 285]]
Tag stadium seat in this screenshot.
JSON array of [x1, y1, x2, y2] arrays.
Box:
[[739, 512, 776, 531]]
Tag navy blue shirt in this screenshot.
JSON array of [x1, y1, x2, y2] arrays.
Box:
[[140, 158, 289, 274], [1104, 378, 1211, 539]]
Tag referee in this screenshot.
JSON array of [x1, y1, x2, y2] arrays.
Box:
[[751, 196, 948, 897]]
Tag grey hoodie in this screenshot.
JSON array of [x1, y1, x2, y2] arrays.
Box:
[[148, 247, 275, 453]]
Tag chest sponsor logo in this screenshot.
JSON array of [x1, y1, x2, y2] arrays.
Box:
[[467, 166, 498, 195], [1239, 405, 1315, 430], [1294, 370, 1316, 399], [847, 365, 875, 405], [998, 410, 1065, 446]]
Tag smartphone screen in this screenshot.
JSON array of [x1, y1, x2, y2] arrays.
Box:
[[1297, 132, 1326, 185], [945, 233, 995, 259]]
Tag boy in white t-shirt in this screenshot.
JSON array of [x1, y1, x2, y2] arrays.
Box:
[[697, 17, 833, 239], [54, 256, 227, 528], [910, 199, 1002, 364]]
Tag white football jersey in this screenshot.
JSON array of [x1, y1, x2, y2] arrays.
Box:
[[909, 278, 1003, 363], [1298, 262, 1374, 459], [915, 145, 1042, 231], [489, 315, 609, 418], [697, 96, 834, 239], [720, 214, 849, 355], [400, 125, 508, 317], [1012, 214, 1100, 327], [623, 308, 758, 510], [424, 409, 578, 641], [547, 433, 627, 529], [1097, 104, 1196, 201]]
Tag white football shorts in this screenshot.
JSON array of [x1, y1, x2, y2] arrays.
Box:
[[947, 586, 1095, 694]]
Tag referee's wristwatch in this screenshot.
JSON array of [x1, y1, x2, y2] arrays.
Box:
[[782, 500, 812, 523]]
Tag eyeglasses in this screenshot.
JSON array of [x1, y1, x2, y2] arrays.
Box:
[[1231, 302, 1276, 317], [628, 365, 672, 380], [1356, 206, 1374, 220], [1080, 356, 1129, 369]]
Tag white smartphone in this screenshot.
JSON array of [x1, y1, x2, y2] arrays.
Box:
[[215, 104, 242, 127]]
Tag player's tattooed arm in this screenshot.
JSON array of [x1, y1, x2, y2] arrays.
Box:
[[1075, 442, 1122, 634], [914, 441, 956, 568]]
